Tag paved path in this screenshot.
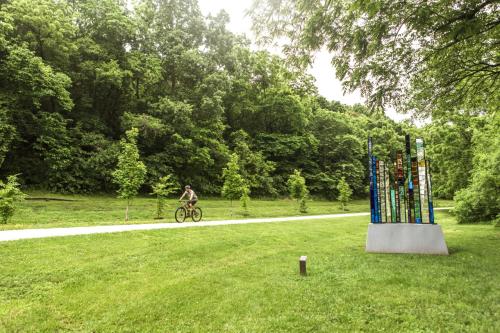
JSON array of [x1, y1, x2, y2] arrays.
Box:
[[0, 207, 453, 242]]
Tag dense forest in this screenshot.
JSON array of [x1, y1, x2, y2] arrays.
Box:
[[0, 0, 498, 222]]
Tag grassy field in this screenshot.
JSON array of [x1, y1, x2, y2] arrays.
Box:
[[1, 192, 455, 231], [0, 211, 498, 332]]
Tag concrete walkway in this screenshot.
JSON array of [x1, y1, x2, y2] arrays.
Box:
[[0, 207, 453, 242]]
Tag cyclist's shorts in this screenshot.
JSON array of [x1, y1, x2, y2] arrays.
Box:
[[188, 199, 198, 205]]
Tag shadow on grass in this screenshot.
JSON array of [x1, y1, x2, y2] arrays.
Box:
[[447, 246, 464, 255]]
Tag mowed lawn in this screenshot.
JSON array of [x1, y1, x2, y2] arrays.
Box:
[[0, 211, 498, 332], [1, 192, 455, 231]]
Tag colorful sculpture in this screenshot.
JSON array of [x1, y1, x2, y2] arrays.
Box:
[[368, 135, 435, 224]]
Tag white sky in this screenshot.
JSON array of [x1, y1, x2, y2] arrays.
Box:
[[199, 0, 408, 121]]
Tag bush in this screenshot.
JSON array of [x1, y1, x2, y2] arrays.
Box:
[[454, 172, 499, 224], [0, 175, 26, 224]]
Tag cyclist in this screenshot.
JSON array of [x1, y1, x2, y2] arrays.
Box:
[[179, 185, 198, 210]]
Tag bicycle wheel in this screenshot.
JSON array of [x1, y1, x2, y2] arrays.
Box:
[[175, 207, 187, 223], [191, 207, 202, 222]]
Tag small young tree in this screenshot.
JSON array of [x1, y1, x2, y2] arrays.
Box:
[[240, 186, 251, 216], [337, 176, 353, 211], [0, 175, 26, 224], [222, 153, 248, 215], [112, 128, 147, 221], [151, 175, 177, 219], [287, 169, 309, 213]]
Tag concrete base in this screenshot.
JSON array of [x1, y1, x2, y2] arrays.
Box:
[[366, 223, 448, 255]]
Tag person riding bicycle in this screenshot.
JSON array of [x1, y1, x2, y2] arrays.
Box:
[[179, 185, 198, 210]]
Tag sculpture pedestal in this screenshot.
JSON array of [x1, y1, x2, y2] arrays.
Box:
[[366, 223, 448, 255]]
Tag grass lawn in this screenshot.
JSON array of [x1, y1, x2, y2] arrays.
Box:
[[1, 191, 455, 231], [0, 211, 497, 332]]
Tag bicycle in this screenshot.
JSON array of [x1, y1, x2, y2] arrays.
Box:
[[175, 200, 202, 223]]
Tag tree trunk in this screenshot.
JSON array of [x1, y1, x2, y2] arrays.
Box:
[[156, 195, 161, 219], [125, 199, 129, 222]]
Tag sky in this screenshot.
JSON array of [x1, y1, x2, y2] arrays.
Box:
[[198, 0, 408, 121]]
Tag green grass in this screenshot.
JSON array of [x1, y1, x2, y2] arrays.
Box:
[[1, 192, 454, 231], [0, 211, 497, 332]]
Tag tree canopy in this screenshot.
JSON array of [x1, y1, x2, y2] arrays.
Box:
[[0, 0, 411, 199], [249, 0, 499, 117]]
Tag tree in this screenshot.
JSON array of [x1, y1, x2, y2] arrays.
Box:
[[287, 169, 308, 213], [454, 113, 499, 223], [249, 0, 499, 117], [151, 174, 177, 219], [0, 108, 15, 169], [112, 128, 146, 221], [32, 113, 76, 192], [423, 115, 477, 199], [221, 153, 249, 215], [230, 130, 276, 196], [337, 177, 353, 211], [0, 175, 26, 224], [240, 186, 250, 217], [256, 133, 319, 194], [308, 109, 367, 198]]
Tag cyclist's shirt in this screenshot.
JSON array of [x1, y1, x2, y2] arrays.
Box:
[[187, 190, 198, 200]]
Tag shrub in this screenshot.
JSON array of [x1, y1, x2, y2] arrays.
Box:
[[454, 173, 499, 224], [0, 175, 26, 224]]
